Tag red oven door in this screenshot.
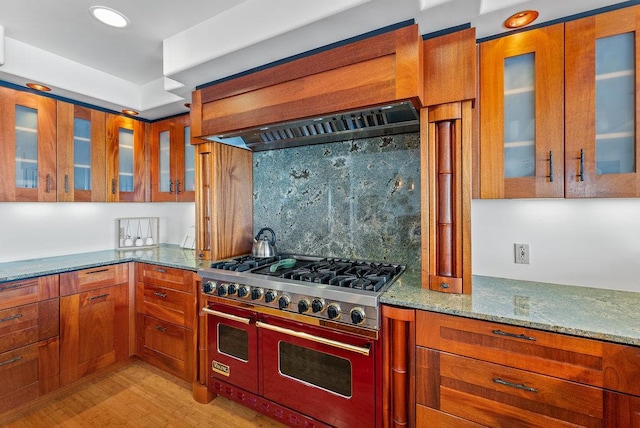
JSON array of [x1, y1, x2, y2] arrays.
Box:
[[204, 303, 258, 394], [257, 315, 376, 428]]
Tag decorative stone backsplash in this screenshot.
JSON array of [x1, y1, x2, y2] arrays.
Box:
[[253, 133, 421, 270]]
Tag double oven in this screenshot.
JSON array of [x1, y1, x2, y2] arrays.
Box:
[[199, 255, 404, 427]]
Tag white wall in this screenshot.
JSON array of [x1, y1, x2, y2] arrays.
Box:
[[0, 203, 195, 262], [472, 198, 640, 293]]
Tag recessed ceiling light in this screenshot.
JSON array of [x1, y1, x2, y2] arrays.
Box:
[[26, 82, 51, 92], [122, 109, 138, 116], [89, 6, 129, 28], [504, 10, 539, 29]]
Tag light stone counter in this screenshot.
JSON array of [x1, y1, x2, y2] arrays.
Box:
[[382, 271, 640, 346]]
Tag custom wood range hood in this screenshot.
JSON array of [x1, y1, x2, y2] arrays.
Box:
[[190, 23, 424, 150]]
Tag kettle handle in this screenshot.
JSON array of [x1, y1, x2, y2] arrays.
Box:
[[255, 227, 276, 246]]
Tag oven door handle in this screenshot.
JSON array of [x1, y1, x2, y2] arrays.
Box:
[[202, 307, 252, 325], [256, 321, 371, 356]]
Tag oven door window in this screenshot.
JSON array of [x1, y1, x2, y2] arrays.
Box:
[[279, 341, 352, 397], [218, 324, 248, 361]]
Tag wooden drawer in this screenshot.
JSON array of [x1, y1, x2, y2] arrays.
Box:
[[0, 337, 59, 414], [417, 348, 603, 427], [416, 311, 605, 387], [60, 264, 129, 296], [0, 275, 59, 310], [136, 282, 196, 329], [136, 263, 194, 293], [0, 299, 59, 354], [604, 391, 640, 427], [136, 314, 195, 382], [603, 342, 640, 397], [417, 405, 484, 427]]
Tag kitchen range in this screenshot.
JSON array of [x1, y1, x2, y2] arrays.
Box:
[[198, 252, 405, 427]]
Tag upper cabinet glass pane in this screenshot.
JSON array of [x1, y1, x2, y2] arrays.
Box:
[[159, 130, 171, 192], [15, 105, 38, 189], [184, 126, 195, 192], [595, 32, 635, 175], [74, 117, 91, 191], [119, 128, 134, 192], [504, 53, 535, 178]]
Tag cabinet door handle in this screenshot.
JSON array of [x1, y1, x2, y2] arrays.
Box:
[[154, 325, 167, 333], [0, 313, 23, 323], [111, 178, 117, 194], [64, 174, 70, 193], [0, 355, 22, 367], [153, 291, 167, 298], [493, 378, 538, 393], [88, 293, 109, 301], [153, 268, 167, 273], [176, 180, 181, 195], [45, 174, 52, 193], [579, 149, 585, 182], [492, 329, 536, 341], [169, 180, 174, 194], [0, 282, 27, 292], [86, 268, 109, 275], [547, 151, 553, 182]]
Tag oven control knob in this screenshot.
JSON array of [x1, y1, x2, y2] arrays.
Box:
[[265, 290, 277, 303], [327, 303, 341, 320], [250, 287, 264, 301], [278, 295, 291, 309], [237, 286, 250, 299], [203, 281, 215, 294], [350, 308, 366, 325], [311, 298, 325, 313], [216, 282, 227, 296], [297, 299, 310, 314], [227, 283, 238, 295]]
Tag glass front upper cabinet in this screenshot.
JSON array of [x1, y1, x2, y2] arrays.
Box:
[[106, 113, 144, 202], [15, 105, 39, 189], [74, 117, 92, 191], [565, 6, 640, 197], [479, 24, 565, 199]]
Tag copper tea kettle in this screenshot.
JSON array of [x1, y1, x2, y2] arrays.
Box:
[[252, 227, 277, 258]]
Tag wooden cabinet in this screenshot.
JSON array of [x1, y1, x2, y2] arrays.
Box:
[[150, 114, 195, 202], [193, 140, 253, 260], [57, 102, 107, 202], [480, 5, 640, 199], [0, 274, 60, 414], [59, 264, 130, 385], [479, 24, 565, 199], [0, 86, 57, 202], [106, 113, 147, 202], [415, 311, 605, 427], [135, 263, 196, 381], [565, 6, 640, 197]]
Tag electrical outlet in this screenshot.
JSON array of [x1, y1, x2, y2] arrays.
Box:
[[514, 243, 530, 264]]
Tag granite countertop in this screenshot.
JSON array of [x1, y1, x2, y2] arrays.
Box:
[[0, 244, 209, 283], [382, 271, 640, 347]]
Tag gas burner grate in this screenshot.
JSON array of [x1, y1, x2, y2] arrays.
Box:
[[211, 256, 277, 271]]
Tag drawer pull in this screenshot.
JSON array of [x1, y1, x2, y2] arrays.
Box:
[[492, 329, 536, 341], [0, 313, 23, 323], [493, 378, 538, 393], [153, 268, 167, 273], [0, 282, 28, 292], [88, 293, 109, 301], [154, 325, 167, 333], [153, 291, 168, 298], [86, 268, 109, 275], [0, 355, 22, 367]]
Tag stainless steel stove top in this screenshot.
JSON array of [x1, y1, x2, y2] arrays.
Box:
[[198, 254, 405, 331]]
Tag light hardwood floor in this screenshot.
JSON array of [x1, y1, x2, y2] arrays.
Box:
[[0, 359, 285, 428]]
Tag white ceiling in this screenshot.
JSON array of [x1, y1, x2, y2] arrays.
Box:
[[0, 0, 631, 120]]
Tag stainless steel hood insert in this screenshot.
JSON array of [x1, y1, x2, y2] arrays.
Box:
[[205, 101, 419, 151]]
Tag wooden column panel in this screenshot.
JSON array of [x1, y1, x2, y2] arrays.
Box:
[[422, 102, 472, 294], [381, 305, 415, 428]]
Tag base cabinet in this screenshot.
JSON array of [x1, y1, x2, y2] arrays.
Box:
[[135, 263, 196, 382], [59, 265, 130, 385]]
